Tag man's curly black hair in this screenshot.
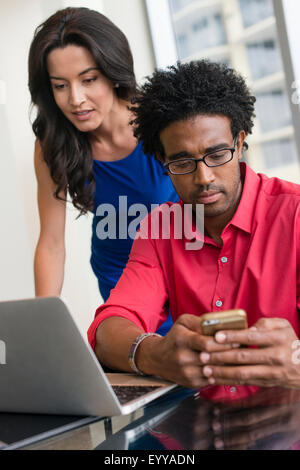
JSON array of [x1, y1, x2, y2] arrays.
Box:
[[131, 60, 256, 160]]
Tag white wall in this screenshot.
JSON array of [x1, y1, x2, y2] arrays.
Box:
[[103, 0, 155, 82], [0, 0, 155, 334]]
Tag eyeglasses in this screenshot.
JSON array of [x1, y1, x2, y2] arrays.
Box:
[[164, 138, 238, 175]]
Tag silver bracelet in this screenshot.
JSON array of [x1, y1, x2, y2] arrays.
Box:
[[128, 333, 162, 376]]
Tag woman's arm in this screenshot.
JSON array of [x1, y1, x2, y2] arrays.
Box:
[[34, 140, 66, 297]]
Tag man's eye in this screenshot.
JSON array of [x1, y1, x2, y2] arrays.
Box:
[[210, 152, 226, 159], [208, 152, 228, 160], [173, 160, 192, 168]]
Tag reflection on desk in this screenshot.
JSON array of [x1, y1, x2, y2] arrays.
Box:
[[96, 387, 300, 451], [3, 387, 300, 450]]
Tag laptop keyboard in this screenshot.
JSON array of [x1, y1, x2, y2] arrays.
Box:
[[112, 386, 160, 405]]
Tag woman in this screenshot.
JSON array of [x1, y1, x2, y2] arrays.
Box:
[[28, 7, 177, 334]]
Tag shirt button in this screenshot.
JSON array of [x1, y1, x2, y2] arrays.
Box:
[[230, 387, 237, 393], [216, 300, 223, 307], [221, 257, 228, 263]]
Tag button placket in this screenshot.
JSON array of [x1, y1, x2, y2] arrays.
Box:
[[212, 247, 230, 312], [213, 248, 230, 310], [224, 385, 237, 393]]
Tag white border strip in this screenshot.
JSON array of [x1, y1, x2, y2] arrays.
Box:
[[145, 0, 178, 69], [281, 0, 300, 82], [0, 80, 6, 105]]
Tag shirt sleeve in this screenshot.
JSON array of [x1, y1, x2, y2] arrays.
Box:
[[87, 233, 169, 350]]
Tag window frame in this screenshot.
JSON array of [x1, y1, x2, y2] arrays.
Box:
[[145, 0, 300, 166]]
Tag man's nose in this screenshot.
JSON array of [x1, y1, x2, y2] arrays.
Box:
[[193, 161, 215, 186], [69, 84, 85, 107]]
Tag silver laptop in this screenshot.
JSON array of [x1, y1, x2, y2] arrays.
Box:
[[0, 297, 177, 416]]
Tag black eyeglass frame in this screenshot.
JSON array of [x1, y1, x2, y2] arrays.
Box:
[[164, 137, 238, 175]]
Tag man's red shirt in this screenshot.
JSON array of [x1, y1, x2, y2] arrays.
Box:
[[88, 163, 300, 400]]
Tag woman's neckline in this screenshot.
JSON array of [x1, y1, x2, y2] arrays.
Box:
[[93, 142, 141, 164]]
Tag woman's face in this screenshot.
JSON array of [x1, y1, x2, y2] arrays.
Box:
[[47, 45, 118, 133]]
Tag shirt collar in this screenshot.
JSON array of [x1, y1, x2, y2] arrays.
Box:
[[229, 162, 261, 234], [180, 162, 261, 242]]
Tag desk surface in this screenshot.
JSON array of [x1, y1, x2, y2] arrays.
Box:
[[2, 387, 300, 450]]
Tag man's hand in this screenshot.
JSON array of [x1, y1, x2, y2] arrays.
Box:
[[199, 318, 300, 389], [136, 314, 240, 389]]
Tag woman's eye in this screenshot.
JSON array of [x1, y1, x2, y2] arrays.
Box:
[[83, 77, 97, 84], [53, 84, 65, 90]]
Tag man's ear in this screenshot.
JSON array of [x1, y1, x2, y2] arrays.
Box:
[[156, 152, 164, 163], [237, 131, 246, 161], [156, 152, 168, 175]]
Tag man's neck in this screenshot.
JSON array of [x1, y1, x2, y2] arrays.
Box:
[[204, 181, 244, 245], [204, 217, 231, 245]]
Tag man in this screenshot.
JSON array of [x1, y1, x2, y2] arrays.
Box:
[[88, 61, 300, 400]]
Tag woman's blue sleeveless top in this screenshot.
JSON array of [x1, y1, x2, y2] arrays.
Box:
[[90, 141, 178, 304]]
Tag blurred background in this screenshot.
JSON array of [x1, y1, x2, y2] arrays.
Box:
[[0, 0, 299, 334]]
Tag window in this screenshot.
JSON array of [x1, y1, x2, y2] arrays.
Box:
[[170, 0, 195, 14], [146, 0, 300, 177], [262, 139, 297, 169], [239, 0, 274, 29], [171, 5, 227, 59], [246, 39, 282, 80], [192, 18, 208, 33], [177, 33, 189, 58], [256, 90, 292, 132]]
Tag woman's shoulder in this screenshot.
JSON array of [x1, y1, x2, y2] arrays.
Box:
[[34, 138, 42, 157]]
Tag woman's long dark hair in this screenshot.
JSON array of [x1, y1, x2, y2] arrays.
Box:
[[28, 7, 137, 215]]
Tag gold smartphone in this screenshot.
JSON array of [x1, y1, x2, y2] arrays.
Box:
[[200, 309, 248, 336]]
